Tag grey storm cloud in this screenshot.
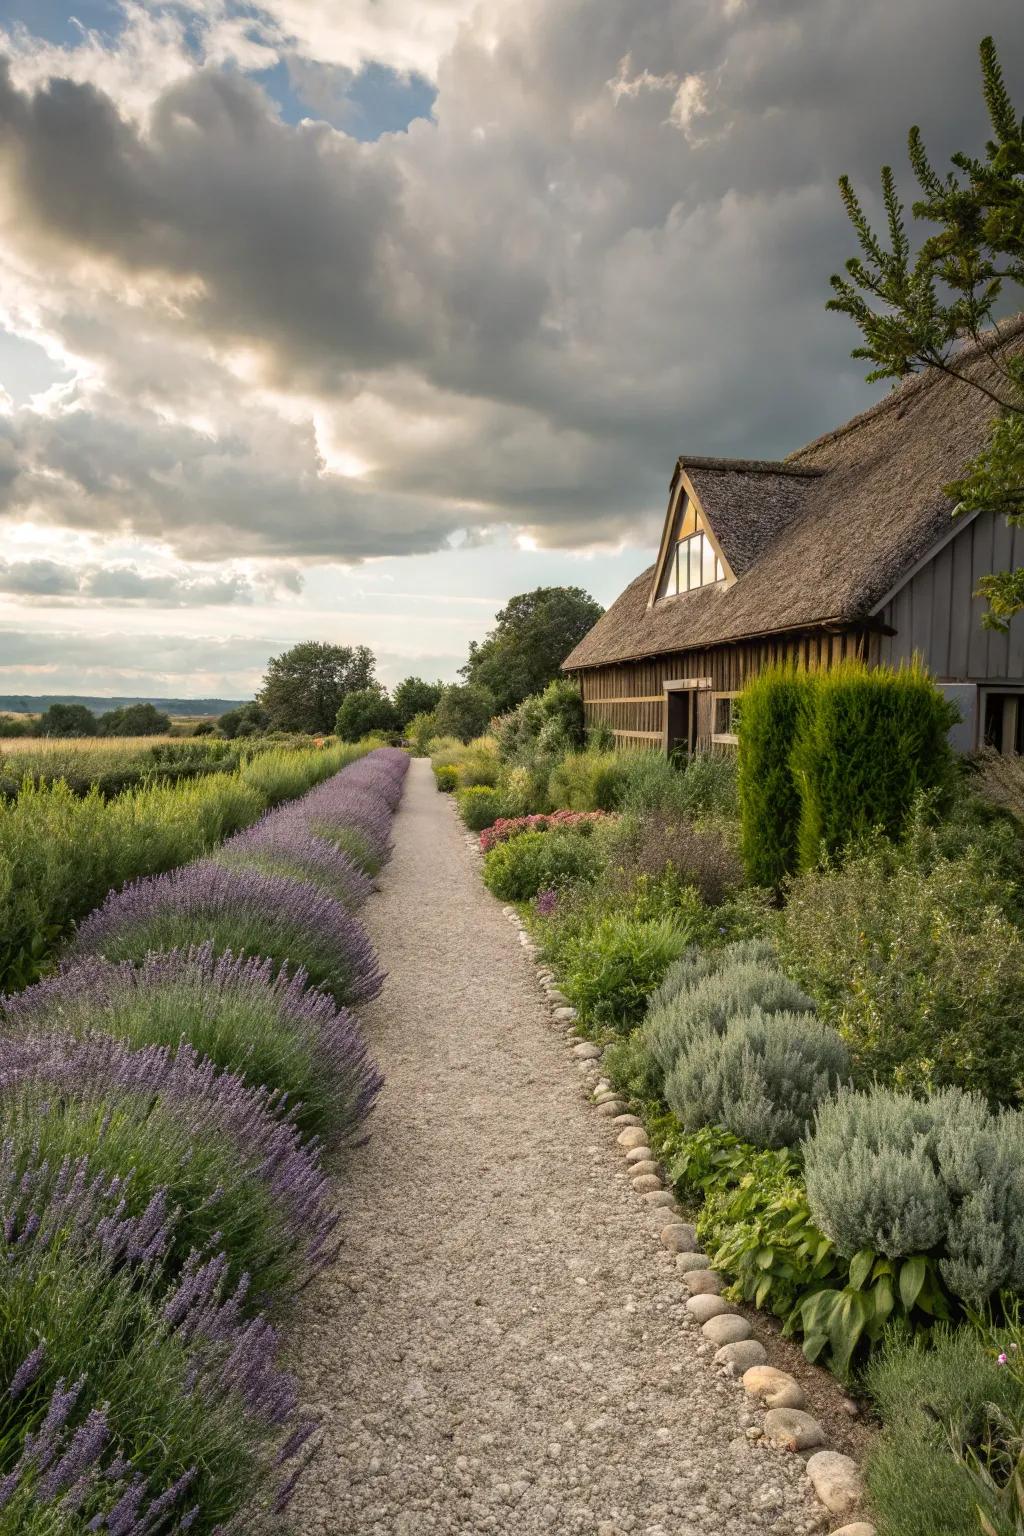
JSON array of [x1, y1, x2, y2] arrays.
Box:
[[0, 0, 1022, 561]]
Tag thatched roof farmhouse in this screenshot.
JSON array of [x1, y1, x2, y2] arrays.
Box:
[[563, 322, 1024, 756]]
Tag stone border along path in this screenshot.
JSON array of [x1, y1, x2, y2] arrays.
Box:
[[290, 758, 871, 1536]]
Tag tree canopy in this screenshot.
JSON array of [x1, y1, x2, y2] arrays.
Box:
[[99, 702, 171, 736], [460, 586, 603, 712], [257, 642, 376, 733], [392, 676, 444, 729], [829, 35, 1024, 630], [37, 702, 97, 737], [434, 683, 495, 742], [336, 686, 399, 742]]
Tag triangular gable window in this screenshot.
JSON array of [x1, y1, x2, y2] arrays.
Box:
[[656, 494, 725, 599]]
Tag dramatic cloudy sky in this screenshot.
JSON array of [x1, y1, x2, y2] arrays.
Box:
[[0, 0, 1021, 699]]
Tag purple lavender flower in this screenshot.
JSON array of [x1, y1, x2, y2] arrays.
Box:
[[0, 1035, 340, 1279], [214, 817, 374, 910], [70, 861, 384, 1009], [5, 943, 382, 1148], [535, 888, 558, 918]]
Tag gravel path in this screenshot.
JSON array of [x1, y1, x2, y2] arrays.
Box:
[[290, 758, 822, 1536]]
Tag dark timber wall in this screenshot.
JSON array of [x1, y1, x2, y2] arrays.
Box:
[[574, 627, 870, 751], [876, 511, 1024, 681]]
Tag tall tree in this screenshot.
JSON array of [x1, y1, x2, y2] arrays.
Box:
[[434, 684, 495, 742], [829, 35, 1024, 630], [460, 586, 603, 712], [336, 686, 399, 742], [258, 642, 376, 733], [99, 702, 171, 736], [37, 702, 97, 737], [392, 676, 445, 729]]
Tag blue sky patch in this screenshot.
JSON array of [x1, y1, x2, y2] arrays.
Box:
[[257, 56, 436, 140], [0, 0, 123, 46]]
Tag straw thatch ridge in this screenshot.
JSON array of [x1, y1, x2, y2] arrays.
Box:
[[563, 318, 1024, 672]]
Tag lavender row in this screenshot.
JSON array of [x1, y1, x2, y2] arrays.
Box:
[[0, 748, 410, 1534]]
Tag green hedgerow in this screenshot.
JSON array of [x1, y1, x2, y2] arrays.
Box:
[[737, 665, 811, 886], [792, 661, 957, 869], [665, 1007, 850, 1149], [482, 828, 603, 901]]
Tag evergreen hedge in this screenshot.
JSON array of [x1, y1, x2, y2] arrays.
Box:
[[737, 666, 810, 885], [792, 661, 957, 868], [737, 662, 957, 879]]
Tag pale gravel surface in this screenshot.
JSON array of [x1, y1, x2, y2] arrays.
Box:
[[289, 758, 824, 1536]]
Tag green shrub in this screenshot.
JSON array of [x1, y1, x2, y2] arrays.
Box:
[[605, 812, 743, 905], [433, 763, 459, 792], [665, 1007, 849, 1148], [492, 679, 586, 761], [652, 938, 779, 1012], [405, 710, 437, 754], [792, 661, 957, 869], [498, 762, 549, 815], [457, 784, 506, 831], [778, 836, 1024, 1100], [482, 828, 603, 901], [863, 1327, 1024, 1536], [548, 750, 628, 811], [656, 1117, 946, 1375], [804, 1086, 1024, 1306], [602, 1027, 664, 1102], [737, 664, 811, 886], [616, 750, 739, 822], [558, 912, 689, 1032]]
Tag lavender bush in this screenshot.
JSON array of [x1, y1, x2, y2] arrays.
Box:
[[214, 816, 374, 910], [71, 861, 384, 1008], [4, 944, 382, 1146], [269, 747, 409, 875], [0, 1035, 339, 1300], [0, 1147, 313, 1533]]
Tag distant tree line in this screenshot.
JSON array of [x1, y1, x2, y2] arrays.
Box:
[[0, 587, 606, 747], [0, 701, 174, 739]]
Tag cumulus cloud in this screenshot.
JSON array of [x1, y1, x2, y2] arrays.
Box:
[[0, 0, 1020, 577]]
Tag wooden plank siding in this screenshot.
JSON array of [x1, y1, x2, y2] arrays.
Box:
[[876, 511, 1024, 681], [575, 627, 868, 752]]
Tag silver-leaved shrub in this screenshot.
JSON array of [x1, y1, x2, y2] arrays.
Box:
[[644, 949, 815, 1091], [665, 1006, 850, 1149], [804, 1086, 1024, 1305]]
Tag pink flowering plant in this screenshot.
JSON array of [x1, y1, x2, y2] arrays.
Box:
[[479, 810, 612, 854]]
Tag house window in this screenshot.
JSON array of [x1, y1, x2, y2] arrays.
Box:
[[712, 691, 741, 746], [663, 505, 727, 598], [983, 691, 1023, 755]]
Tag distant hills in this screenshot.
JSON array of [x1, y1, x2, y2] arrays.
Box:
[[0, 695, 247, 717]]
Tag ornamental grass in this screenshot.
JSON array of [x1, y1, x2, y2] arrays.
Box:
[[0, 1147, 312, 1534], [0, 1035, 339, 1301], [72, 860, 384, 1008], [3, 944, 382, 1146]]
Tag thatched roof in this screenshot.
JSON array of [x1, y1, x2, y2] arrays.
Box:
[[563, 319, 1024, 671]]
